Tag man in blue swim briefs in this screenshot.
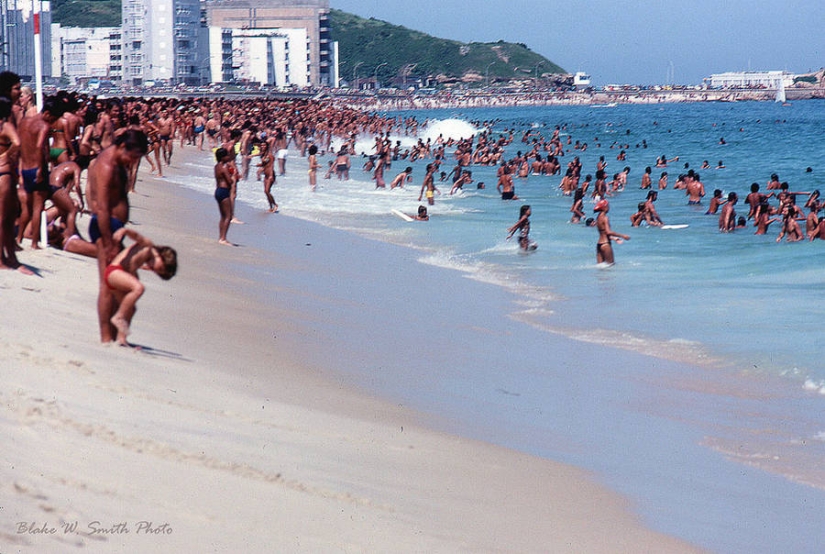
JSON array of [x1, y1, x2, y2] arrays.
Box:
[[87, 129, 149, 343], [17, 97, 61, 248], [214, 147, 235, 245]]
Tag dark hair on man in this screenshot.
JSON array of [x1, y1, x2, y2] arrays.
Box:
[[84, 105, 99, 126], [0, 71, 20, 99], [42, 97, 64, 118], [114, 129, 149, 155], [215, 147, 228, 161], [0, 97, 12, 120]]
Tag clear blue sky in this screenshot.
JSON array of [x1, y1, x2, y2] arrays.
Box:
[[332, 0, 823, 85]]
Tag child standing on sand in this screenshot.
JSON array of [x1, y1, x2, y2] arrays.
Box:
[[104, 228, 177, 346]]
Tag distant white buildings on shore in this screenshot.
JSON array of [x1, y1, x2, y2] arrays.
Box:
[[705, 70, 794, 89], [44, 0, 333, 88]]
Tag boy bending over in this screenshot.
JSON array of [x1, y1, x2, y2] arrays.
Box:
[[104, 228, 177, 346]]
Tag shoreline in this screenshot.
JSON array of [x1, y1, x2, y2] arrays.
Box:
[[1, 148, 703, 552], [125, 86, 825, 115]]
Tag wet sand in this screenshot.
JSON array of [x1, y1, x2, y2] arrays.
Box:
[[0, 147, 703, 552]]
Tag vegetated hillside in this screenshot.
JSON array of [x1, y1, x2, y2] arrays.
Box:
[[52, 0, 121, 28], [50, 5, 568, 87], [329, 9, 566, 86]]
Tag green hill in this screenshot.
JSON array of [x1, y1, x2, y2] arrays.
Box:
[[50, 5, 567, 86], [52, 0, 121, 28], [330, 9, 566, 86]]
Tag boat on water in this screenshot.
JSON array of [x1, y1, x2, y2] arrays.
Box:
[[776, 78, 792, 106]]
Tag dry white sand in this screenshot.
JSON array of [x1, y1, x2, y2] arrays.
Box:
[[0, 148, 702, 553]]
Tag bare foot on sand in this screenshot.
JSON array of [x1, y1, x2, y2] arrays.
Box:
[[1, 262, 34, 275], [110, 315, 131, 344], [218, 239, 232, 246], [230, 217, 244, 225]]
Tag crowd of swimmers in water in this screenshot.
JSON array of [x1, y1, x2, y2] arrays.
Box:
[[2, 71, 821, 341]]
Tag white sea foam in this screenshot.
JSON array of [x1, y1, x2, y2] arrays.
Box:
[[803, 379, 825, 395]]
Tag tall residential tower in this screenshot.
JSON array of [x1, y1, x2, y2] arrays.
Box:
[[204, 0, 330, 87], [122, 0, 201, 86]]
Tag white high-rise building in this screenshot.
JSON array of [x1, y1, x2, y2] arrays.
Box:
[[207, 27, 309, 87], [204, 0, 330, 86], [122, 0, 201, 86], [51, 25, 121, 85]]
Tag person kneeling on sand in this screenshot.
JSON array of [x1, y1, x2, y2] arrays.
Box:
[[104, 228, 177, 346]]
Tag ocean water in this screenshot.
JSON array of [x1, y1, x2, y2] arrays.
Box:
[[198, 99, 825, 386], [169, 99, 825, 552]]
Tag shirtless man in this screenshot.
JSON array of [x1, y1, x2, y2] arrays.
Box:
[[418, 163, 439, 206], [17, 98, 60, 249], [658, 172, 668, 190], [157, 110, 175, 166], [744, 183, 773, 219], [497, 165, 517, 200], [193, 110, 206, 151], [719, 192, 738, 232], [805, 204, 820, 240], [754, 202, 779, 235], [594, 199, 629, 265], [274, 127, 289, 176], [87, 129, 149, 342], [373, 152, 388, 189], [334, 147, 350, 180], [776, 207, 804, 243], [239, 123, 254, 181], [640, 166, 652, 189], [644, 190, 663, 226], [686, 172, 705, 205], [449, 170, 473, 195], [389, 167, 412, 189], [205, 114, 220, 149], [48, 160, 83, 240], [214, 147, 235, 244]]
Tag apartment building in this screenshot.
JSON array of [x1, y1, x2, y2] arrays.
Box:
[[51, 25, 121, 84], [122, 0, 201, 86], [204, 0, 331, 87]]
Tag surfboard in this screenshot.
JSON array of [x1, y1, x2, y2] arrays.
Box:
[[212, 145, 261, 157], [661, 224, 689, 230], [391, 209, 414, 222]]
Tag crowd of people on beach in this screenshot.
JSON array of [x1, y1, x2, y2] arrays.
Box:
[[3, 69, 820, 343], [0, 71, 419, 345]]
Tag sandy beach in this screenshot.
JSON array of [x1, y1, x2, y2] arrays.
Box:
[[0, 147, 704, 553]]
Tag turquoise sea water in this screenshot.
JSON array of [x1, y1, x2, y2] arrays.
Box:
[[171, 99, 825, 552]]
